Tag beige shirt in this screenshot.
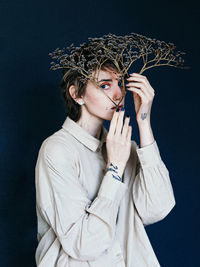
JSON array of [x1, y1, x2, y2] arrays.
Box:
[[35, 116, 176, 267]]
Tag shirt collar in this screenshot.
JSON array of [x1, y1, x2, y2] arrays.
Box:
[[62, 116, 108, 152]]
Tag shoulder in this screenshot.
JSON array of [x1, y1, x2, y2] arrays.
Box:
[[38, 129, 79, 164]]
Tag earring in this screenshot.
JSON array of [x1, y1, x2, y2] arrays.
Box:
[[79, 100, 84, 105]]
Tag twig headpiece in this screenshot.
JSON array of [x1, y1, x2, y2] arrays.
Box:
[[49, 32, 189, 108]]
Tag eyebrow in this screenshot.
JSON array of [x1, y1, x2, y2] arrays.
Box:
[[97, 78, 120, 82]]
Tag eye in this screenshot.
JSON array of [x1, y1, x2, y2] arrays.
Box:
[[118, 80, 123, 87], [100, 83, 110, 90]]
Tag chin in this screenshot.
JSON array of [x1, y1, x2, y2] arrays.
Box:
[[102, 112, 114, 121], [94, 109, 115, 121]]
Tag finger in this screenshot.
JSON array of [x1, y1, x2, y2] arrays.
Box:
[[109, 110, 120, 136], [127, 77, 154, 95], [127, 82, 152, 98], [129, 73, 150, 84], [126, 125, 132, 141], [121, 116, 130, 138], [115, 108, 125, 135], [127, 75, 154, 95], [126, 87, 149, 103]]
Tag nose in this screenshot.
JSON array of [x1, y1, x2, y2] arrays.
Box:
[[112, 83, 125, 102]]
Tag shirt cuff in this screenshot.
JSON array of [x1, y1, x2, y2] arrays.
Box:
[[136, 140, 162, 167], [97, 171, 128, 206]]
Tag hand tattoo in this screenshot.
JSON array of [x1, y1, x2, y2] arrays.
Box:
[[141, 113, 147, 120]]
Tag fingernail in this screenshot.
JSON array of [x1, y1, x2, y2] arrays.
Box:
[[126, 114, 130, 118], [121, 107, 125, 111], [116, 108, 119, 112]]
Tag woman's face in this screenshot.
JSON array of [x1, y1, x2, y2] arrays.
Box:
[[82, 67, 125, 121]]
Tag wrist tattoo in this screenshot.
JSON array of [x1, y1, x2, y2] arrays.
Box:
[[141, 113, 147, 120], [106, 162, 122, 182]]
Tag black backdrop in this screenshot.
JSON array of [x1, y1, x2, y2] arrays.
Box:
[[0, 0, 199, 266]]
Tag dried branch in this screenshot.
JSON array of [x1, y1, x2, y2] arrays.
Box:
[[49, 32, 189, 107]]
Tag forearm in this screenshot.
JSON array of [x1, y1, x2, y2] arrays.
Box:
[[132, 140, 176, 225], [137, 120, 155, 148]]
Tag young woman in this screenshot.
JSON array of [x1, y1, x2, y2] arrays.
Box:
[[35, 61, 176, 266]]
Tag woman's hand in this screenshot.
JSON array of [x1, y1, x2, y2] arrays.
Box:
[[126, 73, 155, 124], [106, 108, 132, 177]]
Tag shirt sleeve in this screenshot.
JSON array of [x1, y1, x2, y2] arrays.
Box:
[[35, 138, 128, 261], [131, 140, 176, 226]]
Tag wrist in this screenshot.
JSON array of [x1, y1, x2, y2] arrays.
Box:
[[137, 117, 151, 127], [106, 162, 125, 178]]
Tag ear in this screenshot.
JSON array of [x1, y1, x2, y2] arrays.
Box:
[[69, 85, 83, 104]]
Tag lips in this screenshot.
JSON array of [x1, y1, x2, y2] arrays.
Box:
[[111, 105, 124, 109]]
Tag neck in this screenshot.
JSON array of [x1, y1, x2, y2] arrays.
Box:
[[76, 111, 104, 140]]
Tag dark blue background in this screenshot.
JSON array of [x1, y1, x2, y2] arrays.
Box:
[[0, 0, 199, 266]]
